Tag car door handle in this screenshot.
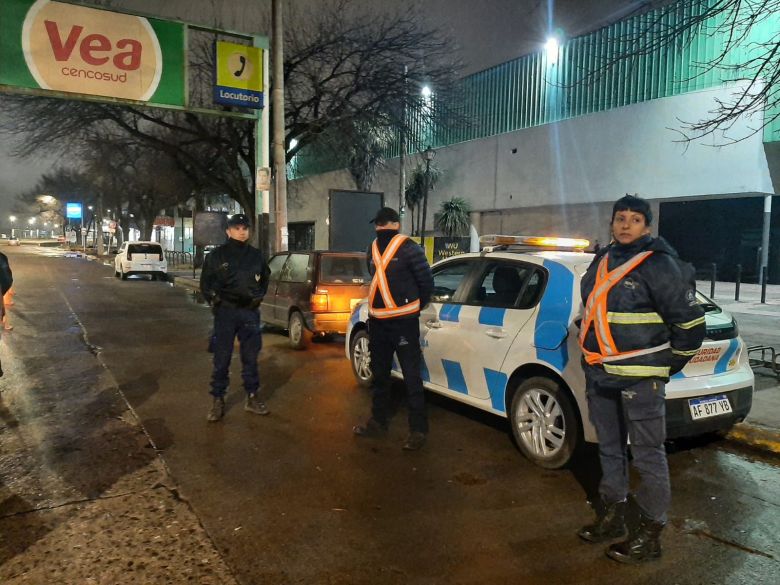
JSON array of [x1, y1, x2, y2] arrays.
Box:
[[485, 327, 506, 339], [425, 319, 442, 329]]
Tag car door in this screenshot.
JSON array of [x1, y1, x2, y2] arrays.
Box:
[[415, 259, 478, 391], [261, 253, 288, 326], [424, 260, 544, 406], [116, 242, 127, 271], [274, 253, 312, 324]]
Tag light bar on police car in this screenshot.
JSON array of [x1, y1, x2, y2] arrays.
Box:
[[479, 234, 590, 249]]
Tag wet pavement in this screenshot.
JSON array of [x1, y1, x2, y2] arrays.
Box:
[[0, 246, 778, 584]]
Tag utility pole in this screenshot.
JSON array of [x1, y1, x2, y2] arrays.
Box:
[[96, 195, 104, 257], [272, 0, 288, 252], [398, 64, 407, 232]]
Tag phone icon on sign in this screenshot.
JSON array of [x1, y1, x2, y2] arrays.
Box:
[[234, 55, 247, 77]]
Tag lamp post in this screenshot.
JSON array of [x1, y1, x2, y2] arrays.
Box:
[[9, 215, 16, 238], [420, 145, 436, 254]]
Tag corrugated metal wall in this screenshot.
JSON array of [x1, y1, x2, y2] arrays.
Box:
[[293, 0, 778, 178]]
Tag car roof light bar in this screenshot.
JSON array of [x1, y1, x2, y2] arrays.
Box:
[[479, 234, 590, 251]]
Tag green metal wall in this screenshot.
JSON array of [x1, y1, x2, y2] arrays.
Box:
[[293, 0, 779, 178]]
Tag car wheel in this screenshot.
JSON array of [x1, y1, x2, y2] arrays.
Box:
[[509, 376, 580, 469], [121, 265, 128, 280], [350, 329, 373, 388], [114, 268, 120, 278], [288, 311, 310, 350]]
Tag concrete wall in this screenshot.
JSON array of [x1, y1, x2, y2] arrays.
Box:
[[289, 84, 775, 246]]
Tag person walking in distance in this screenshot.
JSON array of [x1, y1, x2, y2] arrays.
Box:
[[0, 254, 12, 339], [200, 213, 271, 422], [577, 195, 705, 563], [353, 207, 434, 451]]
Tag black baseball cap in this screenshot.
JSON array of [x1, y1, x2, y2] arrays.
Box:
[[227, 213, 251, 227], [369, 207, 400, 225]]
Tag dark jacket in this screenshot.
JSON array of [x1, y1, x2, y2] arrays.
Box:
[[580, 235, 705, 387], [200, 238, 270, 309], [0, 252, 12, 296], [367, 230, 434, 319]]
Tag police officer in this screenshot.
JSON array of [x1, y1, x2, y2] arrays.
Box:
[[353, 207, 434, 451], [578, 195, 705, 563], [200, 213, 271, 422]]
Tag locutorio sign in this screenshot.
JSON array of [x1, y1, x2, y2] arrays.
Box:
[[0, 0, 185, 106]]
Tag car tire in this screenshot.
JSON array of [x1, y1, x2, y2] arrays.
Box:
[[288, 311, 310, 350], [121, 266, 128, 280], [350, 329, 373, 388], [114, 268, 120, 278], [509, 376, 580, 469]]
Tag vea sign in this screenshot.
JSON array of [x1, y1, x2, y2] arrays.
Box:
[[1, 0, 185, 106]]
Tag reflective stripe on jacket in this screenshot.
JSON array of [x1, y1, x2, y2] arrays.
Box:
[[579, 251, 669, 366], [368, 234, 421, 319], [579, 236, 706, 386]]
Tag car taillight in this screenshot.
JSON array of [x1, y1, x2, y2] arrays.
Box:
[[127, 252, 133, 260], [311, 291, 329, 312], [159, 252, 164, 261]]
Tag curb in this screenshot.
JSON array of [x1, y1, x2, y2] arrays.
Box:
[[725, 422, 780, 455], [171, 275, 200, 293]]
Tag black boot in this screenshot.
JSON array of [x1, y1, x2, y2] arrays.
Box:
[[577, 500, 627, 543], [607, 514, 664, 563]]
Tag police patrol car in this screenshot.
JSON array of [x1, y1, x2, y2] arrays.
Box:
[[346, 235, 754, 468]]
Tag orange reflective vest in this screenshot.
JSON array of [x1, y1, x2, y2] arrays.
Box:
[[368, 234, 421, 319], [579, 251, 670, 365]]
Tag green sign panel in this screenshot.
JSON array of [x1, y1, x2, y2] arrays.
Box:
[[0, 0, 185, 106]]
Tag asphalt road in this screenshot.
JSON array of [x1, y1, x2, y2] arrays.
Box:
[[2, 246, 779, 584]]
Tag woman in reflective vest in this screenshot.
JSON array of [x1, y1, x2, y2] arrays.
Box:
[[577, 195, 705, 564]]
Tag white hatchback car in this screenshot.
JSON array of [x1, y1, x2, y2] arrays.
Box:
[[346, 235, 754, 469], [114, 241, 167, 281]]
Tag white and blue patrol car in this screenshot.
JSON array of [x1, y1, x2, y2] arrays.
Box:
[[346, 235, 754, 469]]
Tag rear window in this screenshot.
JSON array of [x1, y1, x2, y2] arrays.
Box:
[[319, 255, 370, 284], [128, 243, 162, 255]]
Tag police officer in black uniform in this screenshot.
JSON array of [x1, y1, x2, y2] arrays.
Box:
[[352, 207, 434, 451], [200, 213, 271, 422]]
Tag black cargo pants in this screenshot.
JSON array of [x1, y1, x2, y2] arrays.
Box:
[[586, 375, 670, 523], [368, 317, 428, 434]]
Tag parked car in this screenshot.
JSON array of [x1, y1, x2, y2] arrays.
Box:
[[346, 234, 754, 469], [262, 251, 370, 349], [7, 236, 20, 246], [114, 241, 167, 281]]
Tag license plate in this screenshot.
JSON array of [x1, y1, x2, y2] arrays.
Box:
[[688, 395, 732, 420]]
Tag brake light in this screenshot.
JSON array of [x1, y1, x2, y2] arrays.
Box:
[[311, 291, 329, 312], [159, 252, 164, 261], [127, 252, 133, 260]]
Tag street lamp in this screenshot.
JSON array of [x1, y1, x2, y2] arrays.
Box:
[[420, 145, 436, 253], [9, 215, 16, 238]]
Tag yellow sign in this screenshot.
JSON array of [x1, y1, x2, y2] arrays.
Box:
[[216, 41, 262, 91]]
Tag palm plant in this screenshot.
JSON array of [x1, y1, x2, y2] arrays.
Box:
[[436, 197, 472, 236], [404, 162, 441, 236]]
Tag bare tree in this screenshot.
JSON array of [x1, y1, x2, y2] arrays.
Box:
[[0, 0, 463, 224], [572, 0, 780, 142]]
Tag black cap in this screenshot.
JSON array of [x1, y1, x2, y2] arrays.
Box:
[[227, 213, 251, 227], [369, 206, 400, 225]]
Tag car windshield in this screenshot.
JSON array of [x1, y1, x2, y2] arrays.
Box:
[[128, 243, 162, 255], [695, 291, 721, 314], [319, 254, 370, 284]]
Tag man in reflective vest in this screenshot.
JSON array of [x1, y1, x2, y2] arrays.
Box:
[[353, 207, 434, 451], [577, 195, 705, 563]]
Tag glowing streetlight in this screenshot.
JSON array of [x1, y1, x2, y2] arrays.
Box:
[[545, 36, 560, 64], [28, 217, 35, 225], [9, 215, 16, 223], [421, 85, 432, 98]]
